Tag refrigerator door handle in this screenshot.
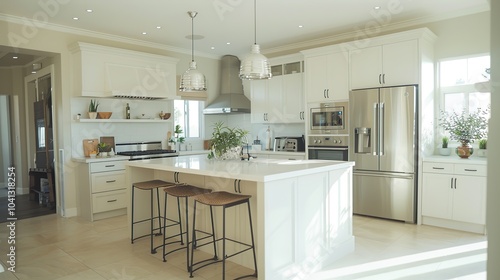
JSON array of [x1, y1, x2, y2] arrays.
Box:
[[373, 103, 379, 156], [379, 102, 385, 156]]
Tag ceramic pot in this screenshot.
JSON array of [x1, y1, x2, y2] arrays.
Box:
[[456, 143, 473, 159], [439, 147, 451, 156], [88, 112, 97, 119], [477, 149, 487, 157]]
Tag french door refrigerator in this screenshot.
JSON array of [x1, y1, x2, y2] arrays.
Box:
[[349, 85, 418, 223]]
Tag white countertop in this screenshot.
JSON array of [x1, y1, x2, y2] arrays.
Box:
[[423, 155, 487, 165], [126, 154, 353, 182], [72, 155, 130, 163], [178, 150, 306, 157]]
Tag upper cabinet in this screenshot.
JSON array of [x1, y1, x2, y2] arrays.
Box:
[[350, 40, 418, 89], [250, 55, 305, 124], [302, 51, 349, 103], [69, 42, 179, 99]]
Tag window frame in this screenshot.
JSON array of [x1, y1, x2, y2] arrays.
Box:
[[173, 99, 204, 141]]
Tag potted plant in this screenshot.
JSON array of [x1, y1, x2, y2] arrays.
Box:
[[438, 136, 451, 156], [97, 142, 109, 157], [439, 107, 489, 159], [88, 99, 99, 119], [207, 121, 249, 160], [478, 139, 487, 157], [168, 125, 185, 151]]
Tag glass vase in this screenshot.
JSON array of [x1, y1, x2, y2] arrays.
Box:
[[456, 143, 473, 159]]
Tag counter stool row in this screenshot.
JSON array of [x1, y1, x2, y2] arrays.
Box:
[[130, 179, 258, 280]]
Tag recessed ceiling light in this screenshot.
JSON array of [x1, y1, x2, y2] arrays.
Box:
[[211, 46, 215, 50], [13, 56, 18, 59], [298, 25, 303, 28], [156, 26, 161, 29], [226, 42, 231, 45], [142, 32, 147, 35], [374, 6, 381, 10], [86, 9, 93, 13], [73, 17, 79, 20]]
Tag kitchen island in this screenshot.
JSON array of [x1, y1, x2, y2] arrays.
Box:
[[126, 155, 355, 280]]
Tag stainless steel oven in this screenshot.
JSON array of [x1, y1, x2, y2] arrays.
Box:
[[308, 136, 348, 161], [309, 102, 348, 135]]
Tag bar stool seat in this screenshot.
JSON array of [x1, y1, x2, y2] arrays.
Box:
[[131, 179, 176, 254], [189, 191, 258, 280], [159, 183, 212, 271]]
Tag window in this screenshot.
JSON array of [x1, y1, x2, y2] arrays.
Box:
[[439, 55, 490, 116], [173, 100, 203, 138]]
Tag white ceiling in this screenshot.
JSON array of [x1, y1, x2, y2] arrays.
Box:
[[0, 0, 490, 67]]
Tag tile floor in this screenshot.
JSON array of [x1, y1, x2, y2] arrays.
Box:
[[0, 214, 486, 280]]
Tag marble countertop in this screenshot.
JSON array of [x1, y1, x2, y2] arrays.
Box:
[[72, 155, 130, 163], [126, 154, 353, 182]]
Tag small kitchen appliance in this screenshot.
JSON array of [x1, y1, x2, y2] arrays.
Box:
[[115, 141, 178, 160], [309, 102, 349, 135], [273, 136, 305, 152]]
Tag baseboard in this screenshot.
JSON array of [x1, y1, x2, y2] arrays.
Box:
[[64, 207, 78, 217], [422, 216, 486, 234]]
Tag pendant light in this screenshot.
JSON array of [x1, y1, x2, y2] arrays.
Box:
[[239, 0, 272, 80], [179, 11, 207, 92]]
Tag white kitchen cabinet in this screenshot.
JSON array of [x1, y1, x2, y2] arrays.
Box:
[[421, 160, 486, 233], [250, 59, 304, 123], [349, 40, 418, 89], [70, 42, 178, 99], [78, 159, 128, 221], [303, 51, 349, 103]]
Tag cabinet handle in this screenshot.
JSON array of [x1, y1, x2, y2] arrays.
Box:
[[105, 165, 115, 167], [174, 172, 180, 183], [382, 74, 386, 84], [464, 169, 478, 172], [238, 179, 242, 193], [326, 89, 330, 98], [450, 178, 453, 189], [323, 89, 327, 98], [432, 167, 444, 170], [454, 178, 457, 189], [379, 74, 382, 84], [106, 180, 116, 183], [234, 179, 242, 193], [107, 199, 117, 203], [234, 179, 238, 193]]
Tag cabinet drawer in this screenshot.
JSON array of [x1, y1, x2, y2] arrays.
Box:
[[422, 162, 454, 174], [454, 164, 487, 176], [92, 190, 127, 213], [92, 171, 125, 193], [90, 161, 126, 173]]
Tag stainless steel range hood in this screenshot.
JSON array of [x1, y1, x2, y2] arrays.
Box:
[[203, 55, 250, 114]]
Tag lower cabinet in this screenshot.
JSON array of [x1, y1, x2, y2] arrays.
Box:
[[421, 160, 486, 233], [78, 160, 128, 221]]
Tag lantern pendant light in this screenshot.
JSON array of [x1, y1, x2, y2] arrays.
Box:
[[179, 11, 207, 92], [239, 0, 272, 80]]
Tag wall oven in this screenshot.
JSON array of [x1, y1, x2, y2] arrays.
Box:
[[308, 136, 348, 161], [309, 102, 348, 135]]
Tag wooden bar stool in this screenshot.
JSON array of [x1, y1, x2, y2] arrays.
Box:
[[189, 191, 258, 280], [131, 179, 176, 254], [157, 183, 212, 271]]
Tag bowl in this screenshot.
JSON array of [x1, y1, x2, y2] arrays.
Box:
[[97, 112, 112, 119], [162, 113, 171, 120]]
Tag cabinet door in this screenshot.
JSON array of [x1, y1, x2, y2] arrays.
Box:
[[267, 75, 284, 123], [453, 175, 486, 224], [282, 73, 304, 123], [250, 79, 269, 123], [422, 173, 453, 220], [350, 46, 382, 89], [305, 55, 329, 102], [382, 40, 418, 86], [326, 52, 349, 101]]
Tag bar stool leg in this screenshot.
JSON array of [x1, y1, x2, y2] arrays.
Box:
[[150, 189, 154, 253], [184, 196, 189, 271], [131, 186, 135, 244], [222, 206, 227, 280], [162, 192, 168, 261], [156, 188, 162, 235], [247, 201, 258, 278], [189, 200, 197, 277]]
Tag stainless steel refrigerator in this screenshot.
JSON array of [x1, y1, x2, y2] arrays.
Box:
[[349, 85, 418, 223]]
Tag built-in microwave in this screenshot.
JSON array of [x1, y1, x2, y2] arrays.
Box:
[[309, 102, 348, 135]]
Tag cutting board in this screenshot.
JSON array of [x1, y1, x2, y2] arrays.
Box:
[[100, 136, 115, 151], [83, 139, 98, 157]]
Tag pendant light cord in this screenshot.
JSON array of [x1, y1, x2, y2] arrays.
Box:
[[254, 0, 257, 45], [191, 13, 195, 62]]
